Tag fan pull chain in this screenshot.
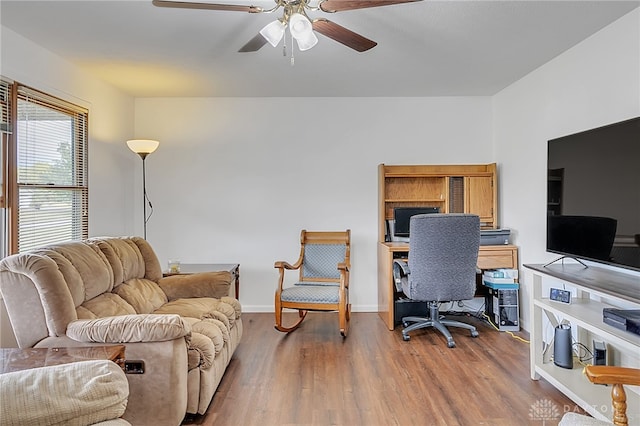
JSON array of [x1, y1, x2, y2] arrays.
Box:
[[290, 31, 295, 66], [282, 31, 287, 57]]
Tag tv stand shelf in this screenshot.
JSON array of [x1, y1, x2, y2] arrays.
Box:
[[525, 263, 640, 424]]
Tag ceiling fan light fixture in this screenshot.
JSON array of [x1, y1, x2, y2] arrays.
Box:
[[289, 13, 317, 51], [260, 20, 286, 47], [295, 31, 318, 51]]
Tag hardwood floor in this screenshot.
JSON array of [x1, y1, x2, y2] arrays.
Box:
[[184, 312, 585, 426]]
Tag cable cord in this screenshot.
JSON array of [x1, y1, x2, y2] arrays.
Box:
[[481, 312, 530, 344]]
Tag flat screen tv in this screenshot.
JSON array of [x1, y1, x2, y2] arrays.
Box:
[[393, 207, 440, 238], [546, 116, 640, 272]]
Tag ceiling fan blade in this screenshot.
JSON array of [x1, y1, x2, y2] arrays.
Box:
[[319, 0, 422, 13], [152, 0, 263, 13], [238, 34, 268, 52], [312, 19, 377, 52]]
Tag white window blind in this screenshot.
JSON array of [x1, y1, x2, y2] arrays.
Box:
[[16, 86, 88, 252], [0, 79, 11, 258], [1, 79, 11, 209]]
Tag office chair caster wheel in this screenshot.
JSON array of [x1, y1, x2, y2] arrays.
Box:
[[447, 340, 456, 348], [471, 330, 479, 338], [402, 321, 409, 328], [402, 334, 410, 341]]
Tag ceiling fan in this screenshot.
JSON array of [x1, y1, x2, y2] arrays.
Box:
[[152, 0, 423, 54]]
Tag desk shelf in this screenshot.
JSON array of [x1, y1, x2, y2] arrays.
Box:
[[378, 163, 498, 241]]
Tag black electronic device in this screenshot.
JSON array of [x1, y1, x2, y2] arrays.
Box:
[[480, 228, 511, 245], [593, 340, 607, 365], [550, 288, 571, 304], [553, 324, 573, 369], [602, 308, 640, 336], [392, 207, 439, 239], [484, 287, 520, 332], [546, 116, 640, 272], [394, 298, 428, 326]]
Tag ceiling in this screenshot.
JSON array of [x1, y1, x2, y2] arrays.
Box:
[[1, 0, 638, 97]]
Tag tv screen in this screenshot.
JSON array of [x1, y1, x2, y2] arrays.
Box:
[[393, 207, 439, 238], [546, 116, 640, 271]]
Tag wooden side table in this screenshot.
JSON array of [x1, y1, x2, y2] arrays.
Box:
[[0, 345, 126, 374], [163, 263, 240, 298]]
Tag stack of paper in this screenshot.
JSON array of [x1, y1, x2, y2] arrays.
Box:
[[483, 269, 519, 288]]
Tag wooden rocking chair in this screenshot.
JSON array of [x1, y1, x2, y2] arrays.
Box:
[[559, 365, 640, 425], [274, 230, 351, 337]]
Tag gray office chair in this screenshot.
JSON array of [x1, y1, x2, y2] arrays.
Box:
[[393, 213, 481, 348]]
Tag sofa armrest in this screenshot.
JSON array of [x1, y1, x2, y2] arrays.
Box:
[[157, 271, 232, 301], [66, 314, 191, 344]]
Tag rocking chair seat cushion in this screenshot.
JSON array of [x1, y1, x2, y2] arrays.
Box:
[[280, 284, 339, 304], [294, 280, 339, 286]]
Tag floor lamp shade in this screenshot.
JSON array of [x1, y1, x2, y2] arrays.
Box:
[[127, 139, 159, 239], [127, 139, 159, 158]]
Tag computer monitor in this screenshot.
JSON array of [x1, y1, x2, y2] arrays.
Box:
[[393, 207, 440, 238]]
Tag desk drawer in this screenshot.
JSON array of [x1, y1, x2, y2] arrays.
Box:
[[478, 249, 517, 270]]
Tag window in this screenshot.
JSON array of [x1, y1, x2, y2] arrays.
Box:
[[1, 78, 88, 254]]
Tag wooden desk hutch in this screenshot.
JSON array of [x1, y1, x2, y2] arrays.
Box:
[[377, 163, 519, 330]]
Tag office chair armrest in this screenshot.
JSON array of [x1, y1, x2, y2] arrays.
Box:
[[393, 259, 410, 275], [338, 261, 350, 271], [584, 365, 640, 386], [392, 260, 410, 293]]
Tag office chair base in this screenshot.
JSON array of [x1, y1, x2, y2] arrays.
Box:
[[401, 305, 479, 347]]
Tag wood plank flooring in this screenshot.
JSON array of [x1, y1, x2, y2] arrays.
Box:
[[183, 312, 586, 426]]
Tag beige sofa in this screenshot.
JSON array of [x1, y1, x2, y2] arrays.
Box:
[[0, 236, 242, 426], [0, 359, 131, 426]]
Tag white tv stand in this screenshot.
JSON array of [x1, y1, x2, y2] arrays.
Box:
[[525, 263, 640, 423]]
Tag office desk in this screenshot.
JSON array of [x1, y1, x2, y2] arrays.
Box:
[[377, 242, 519, 330]]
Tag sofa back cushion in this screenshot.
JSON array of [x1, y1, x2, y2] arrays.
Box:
[[88, 237, 163, 284], [33, 241, 115, 306], [114, 278, 168, 314]]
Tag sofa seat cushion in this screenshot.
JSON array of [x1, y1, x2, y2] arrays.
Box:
[[0, 359, 129, 426], [79, 293, 136, 319], [153, 297, 237, 326], [113, 278, 168, 314]]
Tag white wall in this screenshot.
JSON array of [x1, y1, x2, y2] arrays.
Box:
[[1, 6, 638, 344], [134, 97, 493, 311], [0, 26, 136, 346], [493, 9, 640, 331]]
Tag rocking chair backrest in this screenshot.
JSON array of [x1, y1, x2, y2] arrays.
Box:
[[299, 231, 351, 284]]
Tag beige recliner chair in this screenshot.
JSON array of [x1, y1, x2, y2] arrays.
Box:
[[0, 236, 242, 426], [0, 359, 131, 426]]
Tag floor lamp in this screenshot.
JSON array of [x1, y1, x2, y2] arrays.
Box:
[[127, 139, 159, 239]]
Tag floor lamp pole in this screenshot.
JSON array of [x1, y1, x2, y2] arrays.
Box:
[[141, 154, 148, 239]]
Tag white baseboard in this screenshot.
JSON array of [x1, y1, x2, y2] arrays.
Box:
[[240, 304, 379, 313]]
